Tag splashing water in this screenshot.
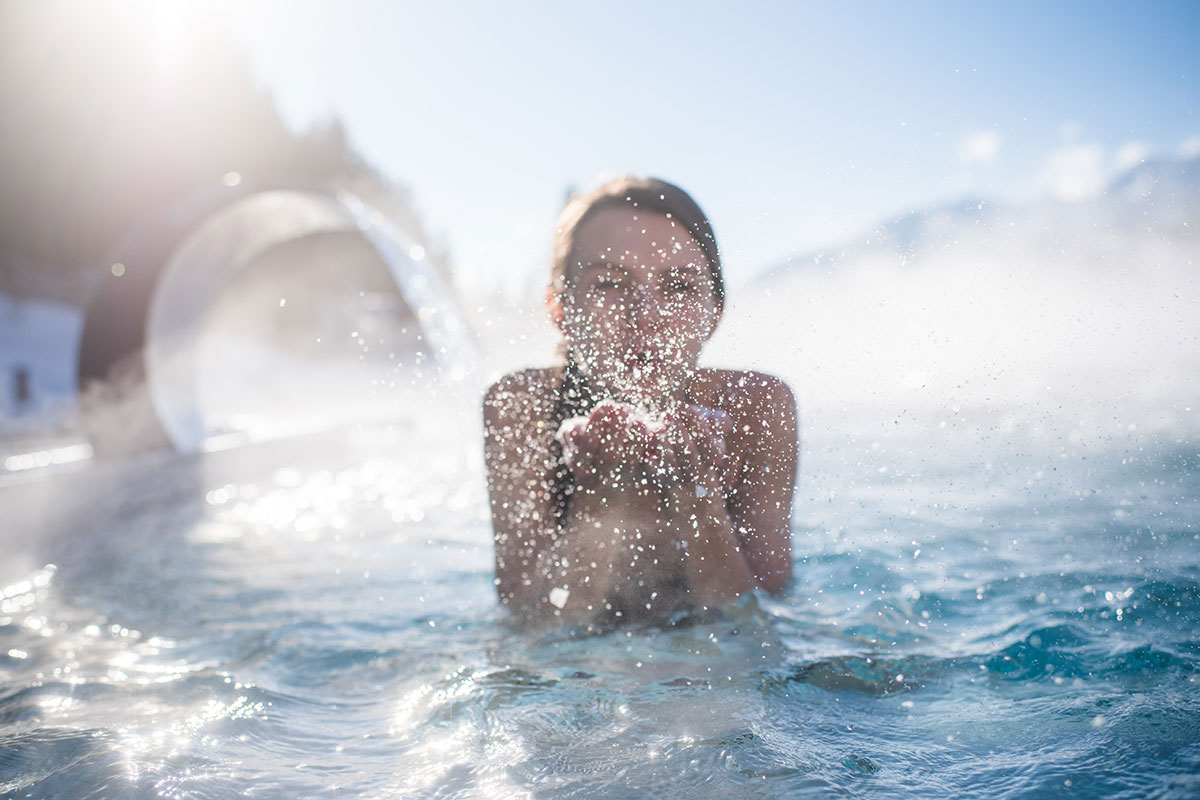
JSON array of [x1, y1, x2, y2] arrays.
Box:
[[2, 385, 1197, 798], [146, 189, 478, 453], [3, 179, 1200, 797]]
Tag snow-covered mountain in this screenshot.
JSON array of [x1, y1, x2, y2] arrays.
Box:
[[4, 157, 1196, 453], [754, 156, 1198, 284], [709, 157, 1199, 441]]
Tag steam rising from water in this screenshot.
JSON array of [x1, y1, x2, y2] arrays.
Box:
[[710, 188, 1199, 450], [477, 207, 1198, 481], [1, 168, 1198, 798]]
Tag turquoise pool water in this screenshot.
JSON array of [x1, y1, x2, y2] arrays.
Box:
[[1, 407, 1197, 798]]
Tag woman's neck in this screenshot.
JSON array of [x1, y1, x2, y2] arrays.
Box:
[[565, 362, 701, 415]]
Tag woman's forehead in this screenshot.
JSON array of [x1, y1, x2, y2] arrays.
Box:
[[570, 206, 708, 265], [574, 260, 707, 281]]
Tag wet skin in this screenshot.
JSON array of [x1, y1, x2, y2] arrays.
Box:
[[484, 207, 798, 625]]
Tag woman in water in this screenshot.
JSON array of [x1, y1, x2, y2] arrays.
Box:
[[484, 177, 797, 625]]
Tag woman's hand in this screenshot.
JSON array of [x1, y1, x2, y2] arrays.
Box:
[[652, 403, 755, 604], [558, 401, 663, 494], [660, 403, 736, 498], [559, 400, 736, 499]]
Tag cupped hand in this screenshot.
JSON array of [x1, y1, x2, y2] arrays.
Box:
[[558, 400, 736, 499], [559, 402, 662, 492], [659, 403, 736, 497]]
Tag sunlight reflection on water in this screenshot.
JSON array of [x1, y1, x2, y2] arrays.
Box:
[[3, 216, 1200, 795], [0, 405, 1197, 796]]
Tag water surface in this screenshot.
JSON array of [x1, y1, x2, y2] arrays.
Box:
[[1, 407, 1197, 798]]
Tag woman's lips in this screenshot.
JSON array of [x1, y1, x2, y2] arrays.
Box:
[[624, 354, 670, 387], [625, 357, 660, 379], [626, 347, 663, 365], [608, 349, 674, 387]]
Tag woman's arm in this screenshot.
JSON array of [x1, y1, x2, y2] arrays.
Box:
[[667, 487, 757, 606], [484, 371, 646, 620], [484, 369, 799, 618], [483, 371, 560, 609], [666, 374, 798, 601], [538, 480, 658, 620], [725, 374, 798, 595], [530, 398, 668, 620]]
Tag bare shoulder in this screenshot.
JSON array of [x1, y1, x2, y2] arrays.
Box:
[[485, 367, 558, 400], [694, 368, 796, 426], [484, 368, 558, 422]]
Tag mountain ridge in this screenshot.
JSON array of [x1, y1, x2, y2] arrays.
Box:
[[753, 155, 1199, 287]]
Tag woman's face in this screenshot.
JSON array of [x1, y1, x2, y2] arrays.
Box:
[[559, 206, 720, 407]]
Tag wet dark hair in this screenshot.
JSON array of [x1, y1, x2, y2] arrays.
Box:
[[547, 176, 724, 529], [549, 175, 724, 316]]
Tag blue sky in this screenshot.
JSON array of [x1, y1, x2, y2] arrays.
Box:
[[220, 1, 1199, 293]]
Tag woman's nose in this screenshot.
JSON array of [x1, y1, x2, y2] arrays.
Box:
[[629, 285, 662, 324]]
